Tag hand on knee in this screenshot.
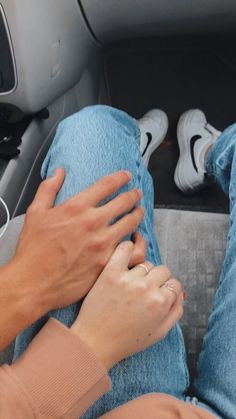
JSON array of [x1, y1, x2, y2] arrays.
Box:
[[71, 242, 184, 370]]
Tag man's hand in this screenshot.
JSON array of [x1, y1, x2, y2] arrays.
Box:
[[13, 168, 144, 314]]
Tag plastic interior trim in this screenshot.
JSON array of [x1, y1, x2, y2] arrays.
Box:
[[0, 3, 17, 96]]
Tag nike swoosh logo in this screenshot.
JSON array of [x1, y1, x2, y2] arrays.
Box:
[[142, 132, 152, 157], [190, 135, 201, 173]]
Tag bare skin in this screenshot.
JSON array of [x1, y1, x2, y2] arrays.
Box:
[[72, 241, 184, 371], [0, 168, 146, 351]]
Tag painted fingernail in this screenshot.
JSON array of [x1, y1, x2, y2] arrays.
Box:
[[182, 291, 187, 301]]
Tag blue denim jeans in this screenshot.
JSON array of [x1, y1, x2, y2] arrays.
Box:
[[13, 106, 236, 418], [192, 124, 236, 419]]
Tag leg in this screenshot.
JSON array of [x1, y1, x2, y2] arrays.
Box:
[[193, 124, 236, 418], [14, 106, 189, 417]]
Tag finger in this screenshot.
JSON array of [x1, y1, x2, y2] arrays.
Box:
[[159, 293, 184, 337], [30, 168, 65, 211], [147, 265, 172, 287], [129, 232, 147, 267], [109, 207, 144, 244], [101, 189, 142, 224], [159, 278, 182, 309], [72, 171, 132, 208], [103, 241, 134, 274], [131, 261, 153, 276]]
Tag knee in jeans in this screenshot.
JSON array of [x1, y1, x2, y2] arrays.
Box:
[[59, 105, 115, 131], [56, 105, 138, 152], [81, 104, 114, 119]]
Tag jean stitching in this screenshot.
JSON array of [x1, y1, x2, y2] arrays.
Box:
[[133, 124, 156, 260], [133, 145, 189, 391], [179, 324, 190, 391], [134, 124, 142, 147], [134, 157, 155, 257]]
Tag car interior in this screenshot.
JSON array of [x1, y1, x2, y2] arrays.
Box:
[[0, 0, 234, 383]]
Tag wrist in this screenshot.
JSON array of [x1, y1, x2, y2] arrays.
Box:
[[2, 258, 47, 323], [0, 259, 48, 350], [70, 324, 116, 371]]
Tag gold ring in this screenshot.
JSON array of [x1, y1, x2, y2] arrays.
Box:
[[138, 264, 149, 274]]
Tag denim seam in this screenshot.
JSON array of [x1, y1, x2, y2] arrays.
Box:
[[134, 120, 142, 145], [134, 128, 189, 391], [136, 166, 155, 257], [206, 167, 231, 179], [134, 126, 157, 262], [179, 324, 190, 392], [165, 216, 189, 392]]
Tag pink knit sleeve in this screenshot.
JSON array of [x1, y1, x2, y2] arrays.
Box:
[[0, 318, 111, 418]]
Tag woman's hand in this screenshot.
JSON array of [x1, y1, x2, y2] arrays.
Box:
[[71, 241, 184, 370]]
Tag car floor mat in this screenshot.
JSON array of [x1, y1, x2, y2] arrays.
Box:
[[103, 35, 236, 214]]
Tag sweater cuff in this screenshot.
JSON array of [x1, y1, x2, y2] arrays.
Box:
[[11, 318, 111, 418]]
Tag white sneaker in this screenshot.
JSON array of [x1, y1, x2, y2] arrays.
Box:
[[174, 109, 221, 194], [138, 109, 168, 167]]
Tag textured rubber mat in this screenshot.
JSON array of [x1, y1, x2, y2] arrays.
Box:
[[104, 36, 236, 213], [155, 209, 228, 381]]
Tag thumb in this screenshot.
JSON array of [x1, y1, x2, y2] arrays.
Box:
[[104, 241, 134, 274], [31, 168, 65, 211]]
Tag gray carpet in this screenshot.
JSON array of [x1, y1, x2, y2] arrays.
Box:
[[0, 209, 229, 382], [155, 209, 228, 379]]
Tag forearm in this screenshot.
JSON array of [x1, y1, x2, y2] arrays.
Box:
[[0, 260, 44, 351], [0, 319, 111, 418]]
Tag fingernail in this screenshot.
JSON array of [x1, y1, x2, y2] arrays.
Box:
[[182, 291, 187, 301], [124, 170, 132, 180], [140, 207, 145, 216], [119, 241, 132, 250], [50, 169, 58, 178], [137, 189, 143, 198]]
